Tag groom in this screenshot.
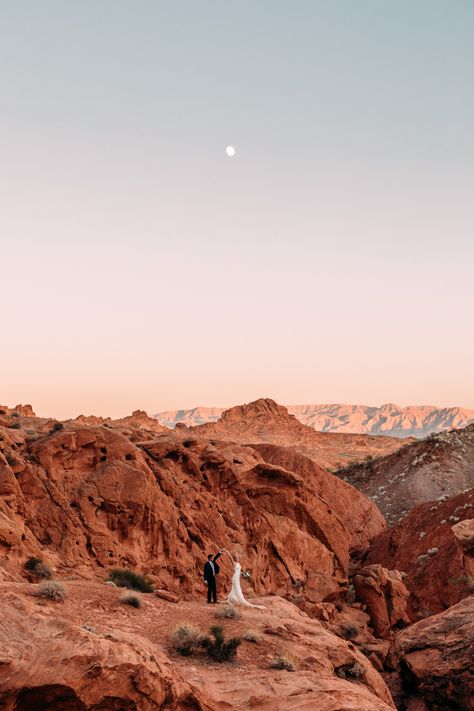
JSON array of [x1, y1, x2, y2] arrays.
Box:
[[203, 548, 224, 604]]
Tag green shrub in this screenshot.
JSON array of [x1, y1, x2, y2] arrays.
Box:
[[35, 581, 67, 601], [201, 625, 241, 662], [24, 556, 52, 580], [270, 653, 297, 671], [10, 421, 21, 430], [121, 594, 141, 608], [170, 623, 203, 656], [51, 421, 64, 433], [215, 605, 241, 620], [107, 568, 153, 593]]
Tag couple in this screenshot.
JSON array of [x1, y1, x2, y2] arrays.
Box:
[[203, 547, 265, 609]]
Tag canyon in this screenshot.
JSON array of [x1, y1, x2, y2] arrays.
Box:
[[0, 400, 472, 710]]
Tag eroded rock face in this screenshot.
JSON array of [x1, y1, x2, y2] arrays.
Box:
[[0, 588, 211, 711], [251, 444, 386, 552], [0, 422, 370, 605], [367, 491, 474, 619], [452, 519, 474, 589], [353, 564, 410, 638], [389, 595, 474, 711]]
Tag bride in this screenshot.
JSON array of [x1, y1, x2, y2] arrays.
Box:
[[223, 549, 265, 609]]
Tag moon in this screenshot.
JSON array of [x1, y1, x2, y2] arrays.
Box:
[[226, 145, 236, 157]]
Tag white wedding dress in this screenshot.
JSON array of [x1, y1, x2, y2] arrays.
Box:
[[227, 562, 265, 609]]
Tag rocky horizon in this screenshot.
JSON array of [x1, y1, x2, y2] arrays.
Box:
[[155, 402, 474, 438]]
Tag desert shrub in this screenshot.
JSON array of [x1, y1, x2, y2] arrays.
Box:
[[35, 581, 67, 601], [243, 629, 262, 643], [24, 556, 52, 580], [10, 421, 21, 430], [170, 623, 203, 657], [270, 653, 297, 672], [51, 421, 64, 432], [82, 623, 96, 633], [11, 412, 19, 418], [107, 568, 153, 593], [121, 594, 141, 608], [6, 453, 16, 466], [336, 662, 364, 680], [215, 605, 241, 620], [201, 625, 241, 662], [340, 623, 359, 640]]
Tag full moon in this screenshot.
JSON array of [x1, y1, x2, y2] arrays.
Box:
[[226, 145, 236, 157]]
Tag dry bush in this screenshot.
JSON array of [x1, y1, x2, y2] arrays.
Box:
[[107, 568, 153, 593], [215, 605, 241, 620], [340, 623, 359, 640], [336, 662, 365, 680], [170, 623, 203, 657], [35, 581, 67, 601], [243, 629, 261, 643], [270, 653, 297, 672], [24, 556, 52, 581], [121, 594, 141, 608]]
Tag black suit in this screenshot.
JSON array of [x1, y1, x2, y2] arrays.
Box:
[[203, 551, 222, 603]]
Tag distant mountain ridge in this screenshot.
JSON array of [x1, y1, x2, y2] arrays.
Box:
[[155, 403, 474, 438]]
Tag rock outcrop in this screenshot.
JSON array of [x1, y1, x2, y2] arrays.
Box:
[[353, 564, 410, 637], [250, 443, 385, 552], [338, 425, 474, 525], [156, 402, 474, 439], [0, 420, 383, 605], [389, 595, 474, 711], [367, 490, 474, 619], [193, 398, 407, 470], [452, 518, 474, 590], [0, 582, 396, 711]]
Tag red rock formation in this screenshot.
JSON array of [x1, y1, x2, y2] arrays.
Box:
[[452, 518, 474, 590], [353, 564, 410, 637], [366, 490, 474, 619], [250, 444, 386, 552], [339, 425, 474, 525], [0, 586, 212, 710], [389, 595, 474, 711], [0, 581, 396, 710], [194, 398, 407, 470], [0, 422, 369, 605]]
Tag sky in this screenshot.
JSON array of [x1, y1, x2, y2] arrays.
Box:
[[1, 1, 473, 419]]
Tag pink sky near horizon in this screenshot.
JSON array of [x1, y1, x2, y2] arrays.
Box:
[[1, 3, 473, 419]]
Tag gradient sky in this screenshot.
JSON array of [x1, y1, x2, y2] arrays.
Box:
[[1, 1, 473, 419]]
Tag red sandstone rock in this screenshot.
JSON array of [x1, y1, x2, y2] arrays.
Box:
[[194, 398, 406, 470], [0, 587, 211, 710], [0, 582, 396, 710], [389, 595, 474, 711], [0, 422, 361, 605], [155, 588, 179, 603], [251, 444, 386, 551], [367, 490, 474, 619], [353, 564, 410, 637], [452, 518, 474, 589]]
